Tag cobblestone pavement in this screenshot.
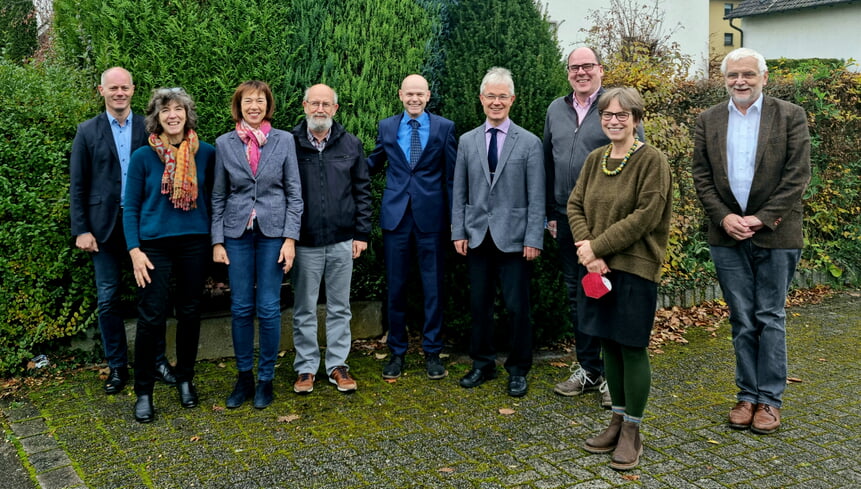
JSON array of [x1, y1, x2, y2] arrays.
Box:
[[1, 291, 859, 489]]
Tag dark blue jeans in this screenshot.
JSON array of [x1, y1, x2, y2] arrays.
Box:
[[225, 229, 285, 382], [711, 242, 801, 408], [133, 234, 208, 395], [91, 217, 167, 369]]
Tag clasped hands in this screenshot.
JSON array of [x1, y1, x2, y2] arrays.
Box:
[[722, 213, 763, 241], [575, 240, 609, 274]]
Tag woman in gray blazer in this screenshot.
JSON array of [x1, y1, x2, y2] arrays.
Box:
[[211, 80, 303, 409]]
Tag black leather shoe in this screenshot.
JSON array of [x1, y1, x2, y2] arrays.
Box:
[[226, 371, 255, 409], [134, 394, 154, 423], [253, 380, 274, 409], [508, 375, 528, 397], [104, 366, 129, 395], [425, 353, 447, 380], [154, 362, 177, 385], [382, 355, 404, 379], [177, 381, 199, 408], [459, 368, 496, 388]]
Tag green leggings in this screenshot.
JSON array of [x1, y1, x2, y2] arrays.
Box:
[[601, 339, 651, 418]]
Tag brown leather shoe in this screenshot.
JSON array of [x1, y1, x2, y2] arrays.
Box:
[[728, 401, 755, 429], [751, 404, 781, 434], [293, 373, 315, 394], [328, 366, 357, 393]]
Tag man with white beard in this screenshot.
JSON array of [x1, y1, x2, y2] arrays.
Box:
[[290, 84, 372, 394]]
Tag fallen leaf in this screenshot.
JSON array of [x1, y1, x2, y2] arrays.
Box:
[[384, 378, 398, 384], [374, 353, 387, 360], [212, 405, 225, 412], [277, 414, 300, 423], [190, 436, 201, 442], [621, 474, 640, 481], [438, 467, 455, 473], [549, 361, 568, 368], [818, 358, 827, 362], [498, 408, 516, 415], [707, 439, 720, 445], [277, 350, 286, 358], [217, 362, 226, 368], [439, 353, 450, 359], [787, 377, 803, 383]]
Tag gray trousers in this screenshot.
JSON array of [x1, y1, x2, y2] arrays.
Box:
[[292, 240, 353, 376]]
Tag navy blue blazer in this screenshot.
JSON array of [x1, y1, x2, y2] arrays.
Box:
[[69, 112, 148, 242], [367, 112, 457, 233]]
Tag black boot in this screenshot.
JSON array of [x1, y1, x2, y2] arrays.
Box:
[[226, 370, 255, 409], [253, 380, 274, 409], [178, 381, 199, 408], [134, 394, 154, 423]]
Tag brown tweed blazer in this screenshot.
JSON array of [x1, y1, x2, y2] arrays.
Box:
[[692, 95, 811, 249]]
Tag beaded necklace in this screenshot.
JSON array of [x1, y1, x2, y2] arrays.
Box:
[[601, 140, 641, 176]]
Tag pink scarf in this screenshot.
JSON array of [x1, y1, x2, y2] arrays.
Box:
[[235, 120, 271, 175]]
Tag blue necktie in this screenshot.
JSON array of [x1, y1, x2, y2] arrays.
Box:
[[488, 128, 499, 176], [408, 119, 421, 168]]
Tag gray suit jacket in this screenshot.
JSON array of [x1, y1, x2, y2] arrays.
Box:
[[211, 128, 303, 244], [452, 121, 545, 252], [692, 96, 810, 249]]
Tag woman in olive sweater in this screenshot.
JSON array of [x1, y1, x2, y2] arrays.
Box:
[[567, 87, 672, 470]]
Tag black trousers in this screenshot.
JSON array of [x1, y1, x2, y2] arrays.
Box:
[[467, 235, 533, 376], [133, 234, 208, 395]]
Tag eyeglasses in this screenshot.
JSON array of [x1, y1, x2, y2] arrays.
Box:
[[481, 94, 512, 102], [306, 101, 334, 109], [599, 111, 631, 122], [725, 71, 760, 81], [567, 63, 599, 73]]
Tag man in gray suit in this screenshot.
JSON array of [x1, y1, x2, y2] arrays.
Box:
[[693, 48, 810, 435], [452, 67, 545, 398]]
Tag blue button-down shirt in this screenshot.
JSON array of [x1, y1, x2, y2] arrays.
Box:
[[397, 111, 430, 163], [107, 111, 134, 201]]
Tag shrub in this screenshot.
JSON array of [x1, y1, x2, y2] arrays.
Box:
[[0, 58, 100, 375], [0, 0, 38, 62]]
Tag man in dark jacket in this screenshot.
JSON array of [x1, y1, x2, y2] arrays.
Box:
[[70, 67, 175, 395], [290, 84, 372, 395]]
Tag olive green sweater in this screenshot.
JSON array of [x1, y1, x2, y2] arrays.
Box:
[[567, 143, 673, 283]]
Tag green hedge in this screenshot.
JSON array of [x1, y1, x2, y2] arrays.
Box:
[[0, 0, 38, 62], [0, 59, 100, 375]]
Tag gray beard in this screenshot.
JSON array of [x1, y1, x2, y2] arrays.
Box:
[[308, 116, 333, 134]]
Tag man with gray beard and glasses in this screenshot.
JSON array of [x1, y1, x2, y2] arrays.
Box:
[[290, 84, 372, 395]]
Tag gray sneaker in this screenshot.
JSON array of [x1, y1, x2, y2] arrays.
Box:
[[554, 365, 603, 396], [598, 380, 612, 408]]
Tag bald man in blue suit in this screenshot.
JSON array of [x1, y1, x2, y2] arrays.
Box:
[[367, 74, 457, 381]]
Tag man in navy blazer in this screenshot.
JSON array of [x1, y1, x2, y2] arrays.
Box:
[[367, 74, 457, 380], [693, 48, 810, 435], [452, 67, 545, 397], [70, 67, 175, 394]]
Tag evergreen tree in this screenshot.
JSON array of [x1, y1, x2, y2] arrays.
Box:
[[437, 0, 568, 137]]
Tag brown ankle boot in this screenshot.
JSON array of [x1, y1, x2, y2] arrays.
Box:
[[583, 413, 623, 453], [610, 421, 643, 470]]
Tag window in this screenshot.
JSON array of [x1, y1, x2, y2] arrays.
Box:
[[724, 3, 734, 16], [724, 33, 734, 46]]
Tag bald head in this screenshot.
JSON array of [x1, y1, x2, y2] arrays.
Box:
[[303, 84, 339, 138], [399, 74, 431, 118], [98, 67, 135, 121]]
